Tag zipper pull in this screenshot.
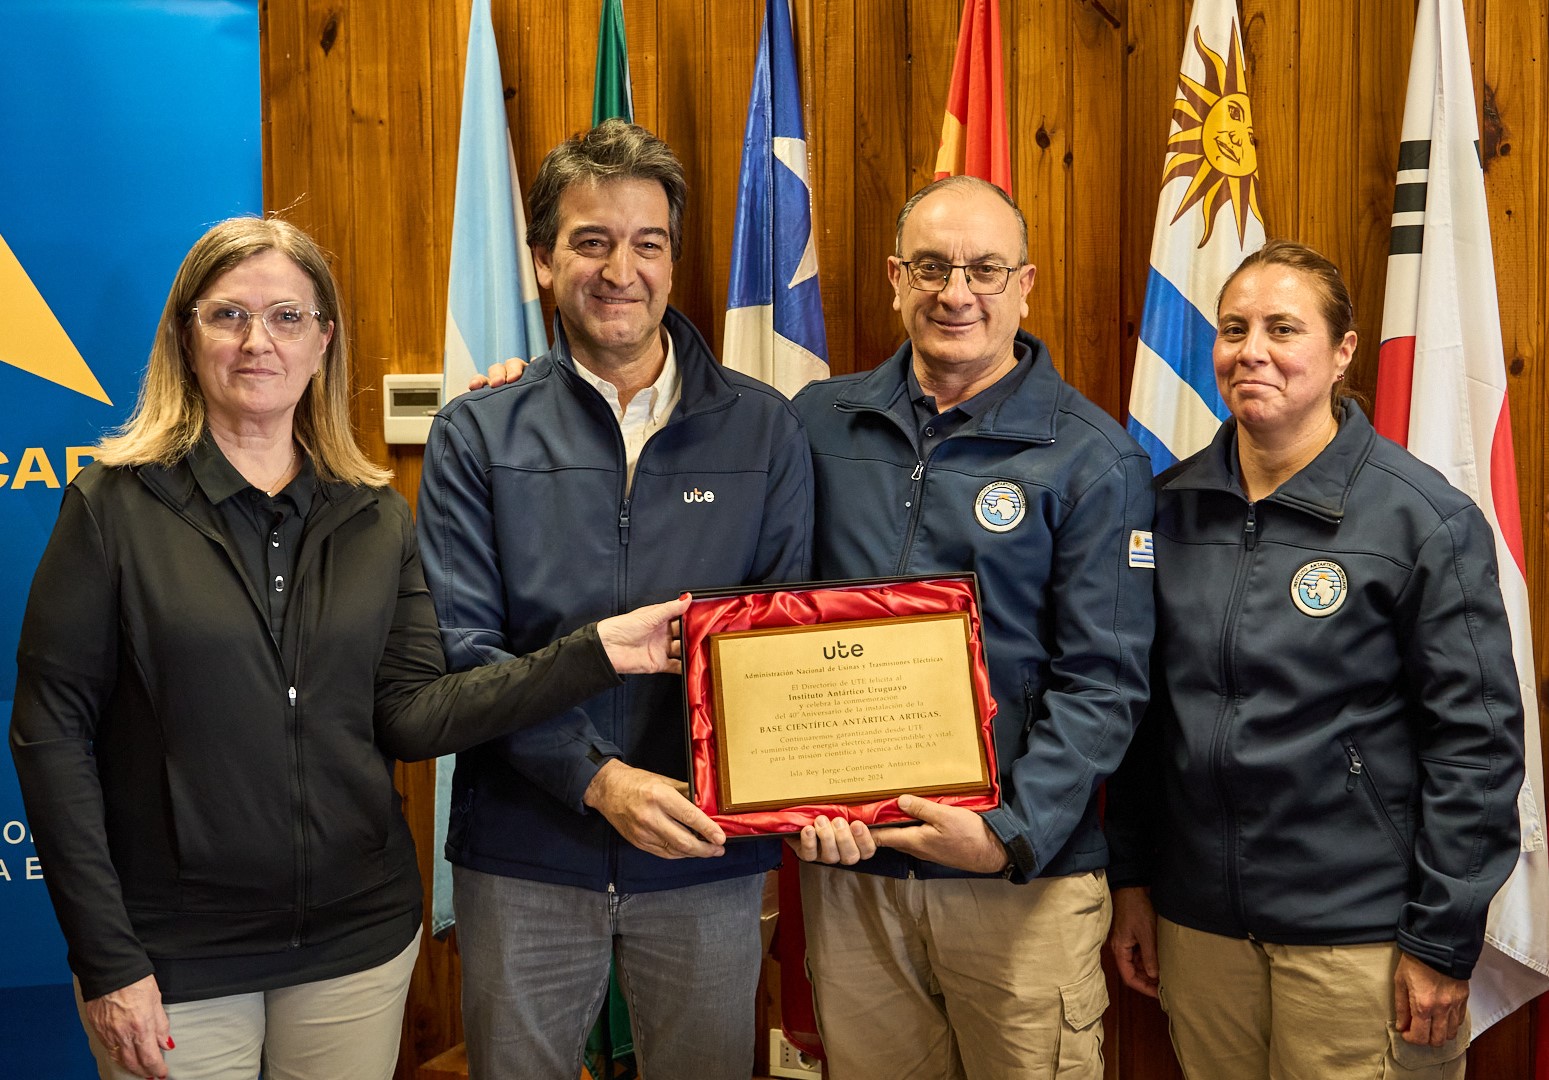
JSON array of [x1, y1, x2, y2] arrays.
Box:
[[1346, 745, 1363, 791], [1244, 505, 1259, 550], [911, 461, 923, 482], [618, 499, 631, 545], [288, 686, 297, 707]]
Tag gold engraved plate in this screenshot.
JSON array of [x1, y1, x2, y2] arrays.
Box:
[[709, 613, 990, 813]]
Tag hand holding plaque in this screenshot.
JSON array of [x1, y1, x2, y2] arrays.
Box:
[[681, 574, 1000, 837]]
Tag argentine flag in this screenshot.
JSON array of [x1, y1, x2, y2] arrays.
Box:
[[433, 0, 547, 936], [1127, 0, 1265, 472], [724, 0, 827, 398], [441, 0, 546, 404]]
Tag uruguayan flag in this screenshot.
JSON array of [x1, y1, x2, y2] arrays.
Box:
[[724, 0, 827, 398], [1127, 0, 1265, 472], [1128, 529, 1156, 569], [441, 0, 546, 404]]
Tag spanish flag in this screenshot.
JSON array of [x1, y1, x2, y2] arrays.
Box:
[[933, 0, 1011, 196]]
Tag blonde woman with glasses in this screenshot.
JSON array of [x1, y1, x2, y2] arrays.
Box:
[[10, 216, 687, 1080]]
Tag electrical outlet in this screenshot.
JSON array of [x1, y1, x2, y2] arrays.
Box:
[[768, 1029, 823, 1079]]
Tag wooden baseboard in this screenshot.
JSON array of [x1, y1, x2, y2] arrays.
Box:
[[414, 1043, 467, 1080], [415, 1044, 602, 1080]]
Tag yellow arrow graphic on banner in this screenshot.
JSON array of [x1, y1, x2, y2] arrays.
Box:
[[0, 230, 112, 404]]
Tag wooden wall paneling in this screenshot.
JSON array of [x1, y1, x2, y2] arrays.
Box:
[[1240, 0, 1299, 239], [1106, 5, 1188, 1073], [502, 0, 565, 340], [908, 0, 960, 193], [506, 0, 579, 180], [346, 2, 393, 466], [1107, 0, 1182, 1052], [1348, 0, 1412, 396], [1064, 0, 1125, 413], [566, 0, 597, 138], [1293, 0, 1357, 272], [383, 4, 442, 391], [261, 0, 309, 222], [290, 2, 377, 500], [307, 0, 372, 478], [1467, 0, 1487, 125], [418, 0, 463, 459], [265, 0, 327, 231], [803, 0, 857, 376], [303, 3, 356, 315], [392, 2, 457, 1074], [891, 0, 960, 352], [622, 0, 662, 360], [1014, 0, 1070, 380], [852, 0, 911, 369], [1482, 23, 1549, 1077], [1115, 0, 1183, 422], [1525, 0, 1549, 734], [1474, 1007, 1537, 1079], [495, 0, 534, 175], [655, 0, 713, 337], [1484, 0, 1548, 633], [624, 0, 660, 128], [703, 2, 760, 359], [892, 0, 956, 362]]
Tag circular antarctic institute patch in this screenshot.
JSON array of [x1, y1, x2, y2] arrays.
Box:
[[1291, 560, 1348, 617], [975, 481, 1025, 533]]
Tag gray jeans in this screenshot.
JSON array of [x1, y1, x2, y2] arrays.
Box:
[[454, 866, 764, 1080]]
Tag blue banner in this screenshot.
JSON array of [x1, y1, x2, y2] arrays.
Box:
[[0, 0, 259, 1065]]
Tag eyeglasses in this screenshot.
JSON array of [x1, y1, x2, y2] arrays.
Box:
[[188, 300, 323, 342], [899, 260, 1019, 295]]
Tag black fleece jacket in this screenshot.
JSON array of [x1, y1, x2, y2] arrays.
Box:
[[11, 457, 622, 1000]]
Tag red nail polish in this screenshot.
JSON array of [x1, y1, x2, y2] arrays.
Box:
[[166, 1037, 176, 1049]]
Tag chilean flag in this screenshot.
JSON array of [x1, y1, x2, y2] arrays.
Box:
[[933, 0, 1011, 196], [1374, 0, 1549, 1035], [724, 0, 828, 398]]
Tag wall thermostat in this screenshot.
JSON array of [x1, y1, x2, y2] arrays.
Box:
[[382, 374, 444, 444]]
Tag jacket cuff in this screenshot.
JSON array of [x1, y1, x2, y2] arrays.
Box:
[[570, 742, 625, 814], [1396, 928, 1471, 980], [982, 806, 1038, 881], [1104, 866, 1152, 891], [570, 622, 621, 683], [1105, 845, 1154, 890], [76, 957, 157, 1004]]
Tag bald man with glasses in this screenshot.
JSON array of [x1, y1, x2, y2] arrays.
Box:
[[787, 175, 1156, 1079]]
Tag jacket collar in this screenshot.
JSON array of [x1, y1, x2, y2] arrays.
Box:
[[1163, 399, 1376, 522], [546, 305, 740, 420], [133, 447, 380, 622], [836, 329, 1063, 442], [137, 447, 378, 541], [185, 433, 317, 516]]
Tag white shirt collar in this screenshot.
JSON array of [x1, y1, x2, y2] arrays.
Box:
[[572, 330, 682, 490]]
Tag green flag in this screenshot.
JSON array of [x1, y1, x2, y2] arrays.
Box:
[[592, 0, 634, 124]]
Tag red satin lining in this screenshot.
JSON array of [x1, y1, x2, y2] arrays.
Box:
[[682, 578, 1001, 836]]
